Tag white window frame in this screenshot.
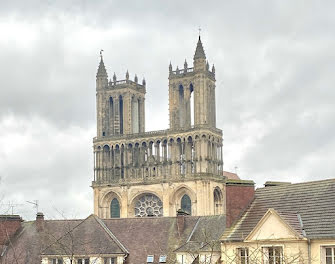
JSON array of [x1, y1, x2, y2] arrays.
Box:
[[147, 255, 154, 263], [76, 258, 90, 264], [322, 246, 335, 264], [262, 246, 283, 264], [49, 258, 63, 264], [104, 257, 117, 264], [237, 247, 249, 264]]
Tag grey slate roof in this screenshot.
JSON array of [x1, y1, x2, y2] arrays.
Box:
[[222, 178, 335, 241], [175, 215, 226, 252], [42, 215, 127, 256]]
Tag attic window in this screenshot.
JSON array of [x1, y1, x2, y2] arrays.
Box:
[[159, 255, 167, 263], [147, 255, 154, 263]]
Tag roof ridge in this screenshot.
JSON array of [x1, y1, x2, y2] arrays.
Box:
[[102, 215, 199, 221], [257, 178, 335, 192], [187, 217, 201, 242], [93, 215, 129, 254]]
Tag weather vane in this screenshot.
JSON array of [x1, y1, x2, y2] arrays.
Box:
[[100, 49, 104, 59], [198, 26, 201, 36]]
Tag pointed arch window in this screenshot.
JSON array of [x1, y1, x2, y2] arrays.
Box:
[[110, 198, 120, 218], [214, 188, 223, 215], [181, 194, 191, 215]]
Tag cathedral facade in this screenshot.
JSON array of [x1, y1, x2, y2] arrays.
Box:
[[92, 37, 226, 218]]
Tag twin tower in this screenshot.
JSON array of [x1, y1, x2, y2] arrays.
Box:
[[93, 37, 225, 219]]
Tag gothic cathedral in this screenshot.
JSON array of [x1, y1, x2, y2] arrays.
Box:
[[92, 37, 226, 218]]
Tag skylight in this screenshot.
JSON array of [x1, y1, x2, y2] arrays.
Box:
[[147, 255, 154, 263], [159, 255, 167, 263]]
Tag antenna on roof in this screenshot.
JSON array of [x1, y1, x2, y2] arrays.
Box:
[[26, 200, 39, 214], [2, 201, 23, 215]]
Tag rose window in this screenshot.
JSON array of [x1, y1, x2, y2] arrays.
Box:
[[134, 194, 163, 217]]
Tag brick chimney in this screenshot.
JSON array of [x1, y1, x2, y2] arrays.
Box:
[[225, 179, 255, 228], [36, 212, 45, 232], [176, 209, 189, 235], [0, 215, 22, 245]]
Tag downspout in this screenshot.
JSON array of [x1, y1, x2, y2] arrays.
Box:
[[308, 239, 311, 264]]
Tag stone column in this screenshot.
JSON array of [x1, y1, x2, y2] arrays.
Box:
[[139, 98, 145, 133], [199, 137, 208, 173], [93, 150, 96, 182], [168, 141, 173, 177], [185, 139, 192, 174], [154, 142, 160, 162], [148, 142, 153, 163], [131, 96, 139, 134]]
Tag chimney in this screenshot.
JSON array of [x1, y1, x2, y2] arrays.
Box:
[[225, 179, 255, 228], [176, 209, 189, 235], [0, 215, 22, 245], [36, 212, 44, 232]]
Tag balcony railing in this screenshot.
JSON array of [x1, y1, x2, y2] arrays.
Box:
[[93, 125, 222, 143]]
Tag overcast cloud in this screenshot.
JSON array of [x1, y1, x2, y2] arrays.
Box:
[[0, 0, 334, 220]]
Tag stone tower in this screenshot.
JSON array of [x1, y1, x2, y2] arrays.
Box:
[[92, 37, 228, 219], [169, 36, 216, 130], [96, 57, 145, 138]]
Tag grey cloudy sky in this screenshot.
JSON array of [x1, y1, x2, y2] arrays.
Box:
[[0, 0, 334, 220]]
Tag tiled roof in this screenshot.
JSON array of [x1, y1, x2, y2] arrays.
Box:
[[42, 215, 126, 256], [103, 216, 199, 264], [2, 215, 226, 264], [222, 171, 240, 180], [175, 215, 226, 253], [222, 178, 335, 241]]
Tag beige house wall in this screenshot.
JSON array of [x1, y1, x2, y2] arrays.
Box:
[[310, 239, 335, 264], [93, 179, 225, 218], [220, 210, 335, 264], [41, 256, 124, 264], [221, 240, 335, 264], [176, 252, 220, 264], [221, 240, 309, 264]]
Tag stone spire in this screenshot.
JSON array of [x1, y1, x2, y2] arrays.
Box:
[[113, 72, 117, 82], [126, 70, 129, 80], [97, 54, 107, 77], [169, 62, 172, 72], [212, 64, 215, 74], [193, 36, 206, 60], [134, 74, 138, 83]]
